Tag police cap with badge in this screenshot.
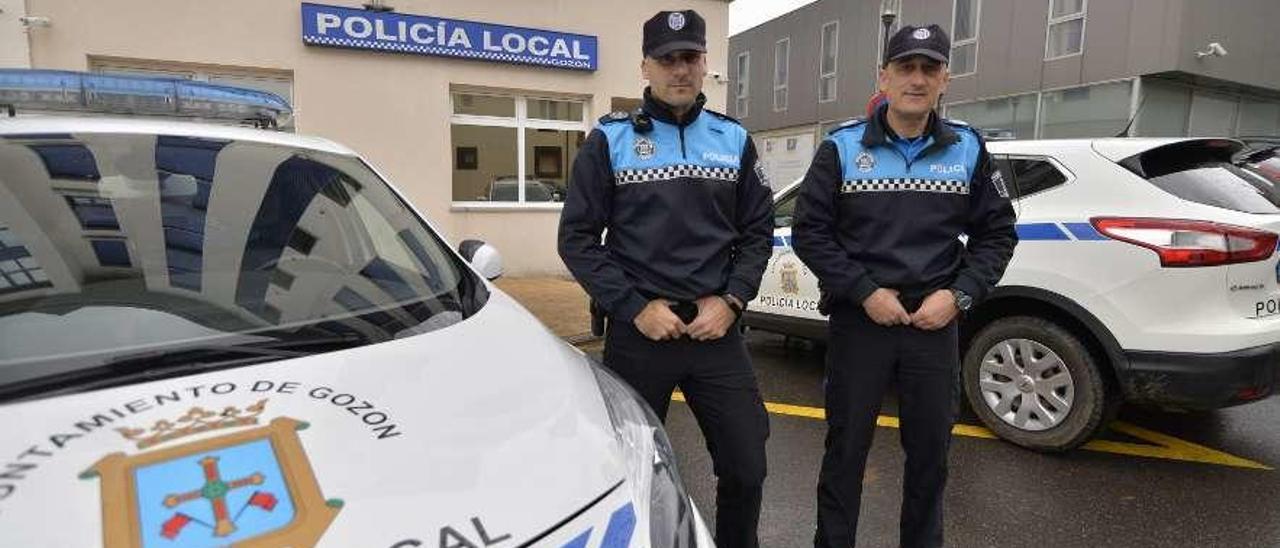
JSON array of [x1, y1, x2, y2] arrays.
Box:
[[643, 10, 707, 58], [883, 24, 951, 66]]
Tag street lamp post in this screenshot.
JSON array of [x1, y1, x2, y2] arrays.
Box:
[[877, 0, 900, 92]]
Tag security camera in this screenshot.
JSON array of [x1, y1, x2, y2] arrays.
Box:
[[1196, 42, 1228, 59], [18, 16, 52, 28]]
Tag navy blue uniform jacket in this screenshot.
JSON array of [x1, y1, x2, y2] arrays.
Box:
[[792, 106, 1018, 312], [558, 91, 775, 322]]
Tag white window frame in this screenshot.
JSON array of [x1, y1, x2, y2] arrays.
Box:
[[1044, 0, 1087, 61], [774, 38, 790, 112], [449, 91, 589, 209], [736, 51, 751, 119], [818, 21, 839, 103], [950, 0, 981, 77]]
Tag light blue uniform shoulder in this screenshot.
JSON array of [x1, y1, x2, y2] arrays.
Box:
[[703, 108, 743, 127], [827, 117, 868, 136], [942, 117, 981, 138], [598, 111, 632, 125]]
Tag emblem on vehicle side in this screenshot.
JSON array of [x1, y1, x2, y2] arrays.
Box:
[[80, 400, 342, 547], [855, 151, 875, 173], [668, 12, 686, 31], [634, 136, 656, 160], [780, 260, 801, 295]]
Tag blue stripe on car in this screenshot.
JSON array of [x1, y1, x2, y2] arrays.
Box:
[[560, 529, 592, 548], [599, 503, 636, 548], [1014, 223, 1071, 241], [1063, 222, 1107, 241], [771, 223, 1110, 245]]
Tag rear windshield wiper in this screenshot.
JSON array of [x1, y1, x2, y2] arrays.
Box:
[[0, 335, 368, 404]]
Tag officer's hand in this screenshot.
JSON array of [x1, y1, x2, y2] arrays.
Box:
[[687, 296, 736, 341], [634, 300, 687, 341], [862, 288, 911, 327], [910, 290, 959, 331]]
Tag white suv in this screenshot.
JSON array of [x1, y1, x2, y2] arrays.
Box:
[[752, 138, 1280, 451]]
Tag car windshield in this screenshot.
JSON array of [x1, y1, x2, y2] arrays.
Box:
[[0, 131, 487, 400]]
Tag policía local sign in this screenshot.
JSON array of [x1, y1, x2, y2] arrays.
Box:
[[301, 3, 598, 71]]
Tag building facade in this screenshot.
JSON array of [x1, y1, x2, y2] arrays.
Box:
[[729, 0, 1280, 188], [2, 0, 732, 275]]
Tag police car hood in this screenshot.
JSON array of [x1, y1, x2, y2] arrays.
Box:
[[0, 289, 629, 546]]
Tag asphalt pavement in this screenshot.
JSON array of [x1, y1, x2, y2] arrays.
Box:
[[655, 330, 1280, 548], [498, 277, 1280, 547]]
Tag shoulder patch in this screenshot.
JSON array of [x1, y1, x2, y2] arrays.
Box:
[[703, 108, 743, 126], [827, 117, 867, 135], [598, 111, 631, 124]]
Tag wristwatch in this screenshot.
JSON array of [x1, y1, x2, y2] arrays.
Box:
[[950, 289, 974, 312], [720, 294, 745, 318]]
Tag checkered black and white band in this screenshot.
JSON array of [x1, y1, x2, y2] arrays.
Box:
[[303, 36, 594, 70], [840, 179, 969, 195], [615, 165, 740, 185]]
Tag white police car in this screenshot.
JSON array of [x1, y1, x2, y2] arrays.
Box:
[[753, 137, 1280, 451], [0, 70, 712, 546]]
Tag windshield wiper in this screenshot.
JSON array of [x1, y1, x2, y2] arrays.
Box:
[[0, 335, 367, 404]]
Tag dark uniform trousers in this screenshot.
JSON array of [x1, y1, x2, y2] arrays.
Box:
[[603, 319, 770, 548], [815, 301, 960, 548]]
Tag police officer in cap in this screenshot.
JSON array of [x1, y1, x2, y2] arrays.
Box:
[[793, 24, 1018, 548], [558, 9, 774, 548]]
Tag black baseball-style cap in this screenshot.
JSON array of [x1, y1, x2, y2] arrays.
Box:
[[643, 10, 707, 58], [883, 24, 951, 66]]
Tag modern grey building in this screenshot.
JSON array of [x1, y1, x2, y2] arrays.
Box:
[[729, 0, 1280, 188]]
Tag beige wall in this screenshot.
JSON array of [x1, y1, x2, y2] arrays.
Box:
[[24, 0, 731, 276], [0, 0, 31, 67]]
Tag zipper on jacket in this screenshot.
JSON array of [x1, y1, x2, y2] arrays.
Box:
[[889, 145, 912, 170], [679, 125, 687, 159]]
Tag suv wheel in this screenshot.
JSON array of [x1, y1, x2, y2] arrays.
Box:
[[962, 316, 1113, 452]]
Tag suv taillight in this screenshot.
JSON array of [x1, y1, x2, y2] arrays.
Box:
[[1090, 217, 1278, 267]]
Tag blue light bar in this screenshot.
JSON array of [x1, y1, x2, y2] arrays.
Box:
[[0, 69, 292, 127]]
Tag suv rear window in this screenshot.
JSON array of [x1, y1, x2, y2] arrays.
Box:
[[1119, 140, 1280, 214]]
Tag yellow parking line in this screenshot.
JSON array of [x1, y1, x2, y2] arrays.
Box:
[[670, 393, 1270, 470]]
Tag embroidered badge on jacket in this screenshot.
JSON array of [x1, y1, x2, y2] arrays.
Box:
[[634, 136, 656, 160], [855, 150, 876, 173]]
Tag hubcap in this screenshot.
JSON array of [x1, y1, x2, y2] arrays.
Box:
[[977, 338, 1075, 432]]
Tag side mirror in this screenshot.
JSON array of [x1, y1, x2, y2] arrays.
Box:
[[458, 239, 504, 281]]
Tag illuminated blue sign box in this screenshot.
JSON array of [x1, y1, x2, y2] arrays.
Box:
[[301, 3, 598, 71]]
